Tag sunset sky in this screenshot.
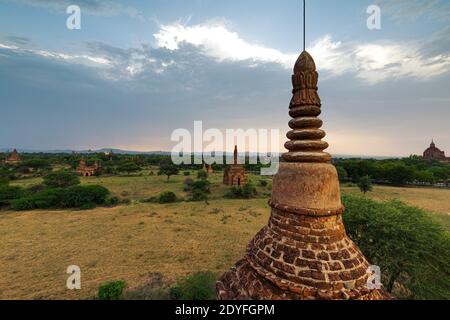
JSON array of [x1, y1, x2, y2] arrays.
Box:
[[0, 0, 449, 157]]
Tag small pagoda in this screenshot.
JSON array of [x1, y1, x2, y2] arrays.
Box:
[[4, 149, 21, 165], [223, 146, 246, 186], [203, 163, 214, 174], [216, 51, 387, 300], [76, 159, 101, 177]]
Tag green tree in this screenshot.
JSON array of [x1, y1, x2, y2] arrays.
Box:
[[242, 180, 257, 199], [343, 195, 450, 300], [43, 170, 80, 188], [98, 280, 126, 300], [22, 159, 51, 170], [358, 175, 373, 194], [158, 191, 177, 204], [0, 185, 25, 206], [386, 164, 415, 185], [335, 166, 348, 182], [414, 170, 435, 184], [169, 272, 216, 300], [158, 163, 179, 181], [190, 179, 211, 202], [117, 162, 141, 175]]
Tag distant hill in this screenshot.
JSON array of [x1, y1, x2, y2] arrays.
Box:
[[0, 147, 395, 159], [0, 148, 171, 155]]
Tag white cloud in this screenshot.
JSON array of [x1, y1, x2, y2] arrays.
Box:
[[153, 21, 450, 84], [354, 43, 450, 84], [0, 43, 112, 67], [154, 21, 296, 69], [0, 43, 19, 50]]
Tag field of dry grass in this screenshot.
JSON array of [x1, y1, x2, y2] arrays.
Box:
[[341, 185, 450, 229], [0, 199, 269, 300], [2, 172, 449, 299]]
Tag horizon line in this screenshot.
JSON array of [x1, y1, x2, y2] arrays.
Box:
[[0, 146, 419, 159]]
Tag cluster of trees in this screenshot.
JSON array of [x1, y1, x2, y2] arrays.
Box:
[[335, 156, 449, 185], [224, 180, 258, 199], [183, 170, 211, 202], [0, 170, 113, 211], [343, 194, 450, 300]]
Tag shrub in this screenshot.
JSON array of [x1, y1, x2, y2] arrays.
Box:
[[169, 272, 216, 300], [10, 185, 110, 210], [189, 180, 211, 202], [0, 176, 9, 186], [242, 180, 257, 198], [343, 194, 450, 300], [225, 181, 257, 199], [224, 186, 243, 199], [159, 191, 177, 204], [60, 185, 110, 208], [27, 184, 46, 194], [191, 189, 208, 202], [357, 175, 373, 194], [43, 170, 80, 188], [0, 185, 26, 206], [98, 280, 126, 300], [191, 180, 210, 193], [9, 197, 36, 210], [259, 180, 268, 187], [197, 170, 208, 181], [184, 171, 191, 176], [105, 196, 120, 207]]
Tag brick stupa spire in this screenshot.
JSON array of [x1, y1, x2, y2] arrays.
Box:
[[216, 51, 387, 300]]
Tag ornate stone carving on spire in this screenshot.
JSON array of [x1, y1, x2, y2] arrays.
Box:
[[284, 51, 331, 163]]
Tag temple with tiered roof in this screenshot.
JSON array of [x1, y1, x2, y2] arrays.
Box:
[[423, 140, 449, 162], [4, 149, 21, 165]]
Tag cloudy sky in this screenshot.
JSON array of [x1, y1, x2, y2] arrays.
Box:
[[0, 0, 449, 156]]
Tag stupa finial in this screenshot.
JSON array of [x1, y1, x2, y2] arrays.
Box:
[[283, 51, 331, 163]]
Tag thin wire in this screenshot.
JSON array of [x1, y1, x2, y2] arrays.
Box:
[[303, 0, 306, 51]]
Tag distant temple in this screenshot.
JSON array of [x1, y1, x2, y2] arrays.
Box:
[[223, 146, 246, 186], [423, 140, 449, 162], [203, 163, 214, 174], [4, 149, 21, 165], [76, 159, 101, 176]]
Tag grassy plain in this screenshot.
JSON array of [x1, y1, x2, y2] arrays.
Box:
[[2, 171, 449, 299]]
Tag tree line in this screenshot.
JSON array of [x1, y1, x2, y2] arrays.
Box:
[[1, 152, 449, 186], [334, 156, 449, 185]]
